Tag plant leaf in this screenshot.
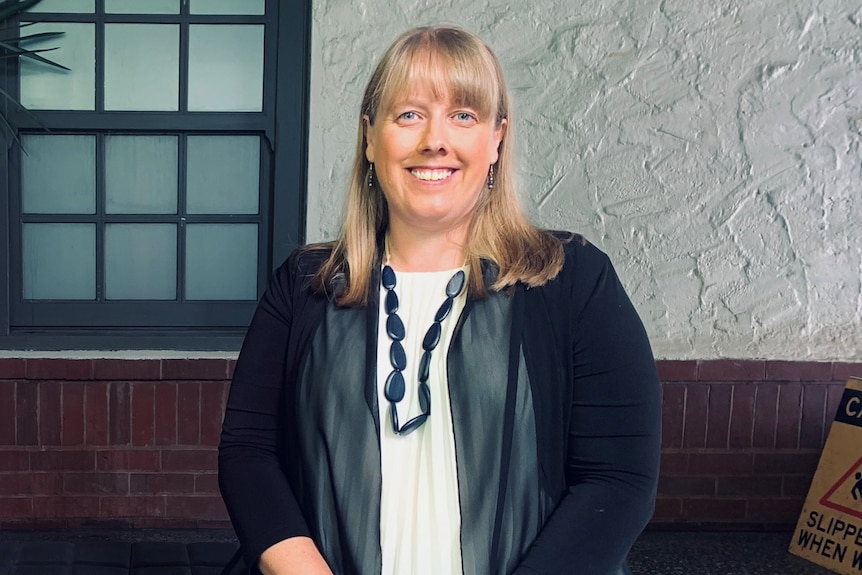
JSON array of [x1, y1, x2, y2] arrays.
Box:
[[0, 40, 68, 69], [0, 0, 44, 23], [0, 83, 47, 130]]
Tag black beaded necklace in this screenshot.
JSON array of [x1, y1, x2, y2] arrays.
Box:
[[381, 259, 466, 436]]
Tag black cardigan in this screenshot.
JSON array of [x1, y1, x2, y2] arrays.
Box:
[[219, 234, 661, 574]]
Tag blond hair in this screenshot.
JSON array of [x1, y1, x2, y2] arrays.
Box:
[[312, 25, 564, 305]]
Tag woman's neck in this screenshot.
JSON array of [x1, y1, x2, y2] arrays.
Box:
[[385, 227, 466, 272]]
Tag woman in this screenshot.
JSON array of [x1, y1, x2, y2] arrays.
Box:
[[219, 25, 661, 575]]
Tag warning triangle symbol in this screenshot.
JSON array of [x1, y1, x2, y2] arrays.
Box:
[[819, 454, 862, 521]]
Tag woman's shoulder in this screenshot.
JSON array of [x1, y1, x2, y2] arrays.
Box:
[[544, 230, 610, 270], [269, 241, 335, 292]]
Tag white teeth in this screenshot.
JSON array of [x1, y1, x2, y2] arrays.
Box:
[[410, 169, 453, 181]]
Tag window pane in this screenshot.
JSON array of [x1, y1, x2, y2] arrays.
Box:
[[190, 0, 264, 15], [22, 135, 95, 214], [20, 23, 95, 110], [188, 25, 263, 112], [105, 24, 179, 111], [106, 0, 179, 14], [105, 224, 177, 300], [106, 135, 178, 214], [26, 0, 94, 12], [187, 136, 259, 214], [186, 224, 257, 300], [23, 224, 95, 300]]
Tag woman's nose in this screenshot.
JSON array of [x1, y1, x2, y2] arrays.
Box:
[[419, 117, 448, 154]]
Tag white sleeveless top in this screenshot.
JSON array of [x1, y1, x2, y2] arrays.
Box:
[[376, 266, 468, 575]]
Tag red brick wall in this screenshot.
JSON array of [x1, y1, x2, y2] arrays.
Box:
[[655, 360, 862, 528], [0, 357, 860, 530], [0, 358, 233, 529]]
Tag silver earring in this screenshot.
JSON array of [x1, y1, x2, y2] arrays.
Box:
[[487, 165, 495, 190], [367, 163, 374, 188]]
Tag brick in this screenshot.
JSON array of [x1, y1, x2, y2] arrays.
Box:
[[130, 473, 195, 495], [0, 359, 26, 379], [659, 451, 688, 474], [657, 476, 716, 497], [682, 384, 708, 448], [227, 360, 237, 379], [783, 475, 814, 498], [0, 382, 15, 445], [728, 384, 756, 448], [177, 382, 200, 445], [655, 360, 697, 382], [85, 382, 109, 446], [33, 495, 100, 518], [154, 382, 178, 446], [199, 382, 225, 447], [16, 381, 38, 445], [100, 496, 165, 518], [93, 359, 161, 381], [651, 497, 682, 520], [682, 498, 747, 521], [109, 382, 131, 446], [165, 495, 229, 521], [26, 359, 93, 381], [746, 498, 803, 524], [30, 450, 95, 471], [0, 472, 62, 495], [775, 383, 802, 449], [832, 363, 862, 382], [799, 384, 827, 449], [131, 383, 155, 447], [40, 381, 62, 446], [61, 382, 85, 446], [660, 384, 685, 449], [698, 360, 765, 382], [753, 452, 820, 475], [752, 382, 778, 448], [705, 384, 732, 448], [0, 497, 33, 517], [765, 361, 832, 382], [688, 453, 753, 475], [162, 360, 228, 381], [63, 472, 129, 494], [194, 473, 219, 494], [716, 476, 782, 497], [97, 450, 160, 472], [0, 450, 29, 471], [161, 449, 217, 472]]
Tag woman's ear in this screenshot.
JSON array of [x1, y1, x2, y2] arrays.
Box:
[[363, 115, 375, 162], [491, 117, 507, 163]]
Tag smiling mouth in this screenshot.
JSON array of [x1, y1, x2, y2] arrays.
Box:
[[410, 168, 454, 181]]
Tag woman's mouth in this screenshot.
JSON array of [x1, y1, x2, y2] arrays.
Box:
[[410, 168, 454, 181]]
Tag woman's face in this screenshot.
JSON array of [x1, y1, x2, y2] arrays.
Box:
[[365, 81, 506, 239]]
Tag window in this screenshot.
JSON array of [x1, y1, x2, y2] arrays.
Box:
[[0, 0, 309, 349]]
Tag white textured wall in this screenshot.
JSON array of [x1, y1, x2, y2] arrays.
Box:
[[307, 1, 862, 361]]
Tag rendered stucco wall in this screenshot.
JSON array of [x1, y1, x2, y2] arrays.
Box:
[[306, 1, 862, 361]]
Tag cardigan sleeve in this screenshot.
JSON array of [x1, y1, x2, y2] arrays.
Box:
[[514, 241, 662, 574], [218, 253, 313, 570]]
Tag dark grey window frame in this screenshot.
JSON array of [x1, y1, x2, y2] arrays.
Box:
[[0, 0, 309, 350]]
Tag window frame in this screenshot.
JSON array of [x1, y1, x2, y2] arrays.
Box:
[[0, 0, 310, 350]]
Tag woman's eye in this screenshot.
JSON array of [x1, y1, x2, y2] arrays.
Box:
[[399, 111, 417, 121], [455, 112, 476, 122]]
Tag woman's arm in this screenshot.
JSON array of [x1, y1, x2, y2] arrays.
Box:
[[514, 243, 662, 574], [218, 253, 329, 572], [258, 537, 333, 575]]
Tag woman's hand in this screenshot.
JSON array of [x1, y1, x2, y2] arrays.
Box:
[[258, 536, 334, 575]]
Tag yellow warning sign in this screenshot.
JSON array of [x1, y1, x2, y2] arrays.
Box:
[[790, 377, 862, 574]]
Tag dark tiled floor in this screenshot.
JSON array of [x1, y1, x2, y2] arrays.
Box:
[[0, 529, 840, 574]]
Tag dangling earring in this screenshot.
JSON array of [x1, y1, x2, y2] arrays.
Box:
[[367, 163, 375, 188], [487, 165, 495, 190]]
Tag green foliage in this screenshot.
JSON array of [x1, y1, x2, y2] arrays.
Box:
[[0, 0, 67, 148]]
